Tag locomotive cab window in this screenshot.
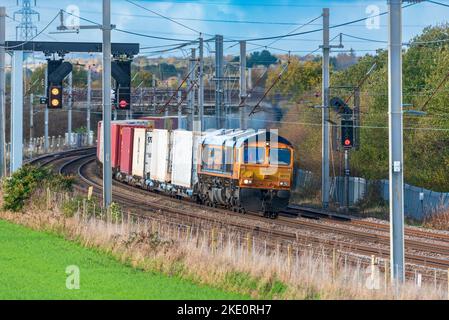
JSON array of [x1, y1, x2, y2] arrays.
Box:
[[224, 147, 234, 173], [202, 146, 223, 171], [269, 148, 291, 166], [244, 147, 265, 164]]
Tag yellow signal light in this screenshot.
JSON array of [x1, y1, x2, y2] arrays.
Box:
[[51, 99, 60, 107], [51, 87, 60, 96]]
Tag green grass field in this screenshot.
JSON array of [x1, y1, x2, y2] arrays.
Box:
[[0, 219, 247, 300]]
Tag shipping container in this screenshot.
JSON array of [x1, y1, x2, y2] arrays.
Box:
[[191, 132, 204, 186], [171, 130, 194, 188], [150, 129, 170, 182], [97, 121, 124, 169], [97, 121, 103, 162], [120, 126, 134, 175], [144, 131, 154, 180], [131, 128, 147, 178], [111, 123, 122, 168], [98, 119, 155, 168]]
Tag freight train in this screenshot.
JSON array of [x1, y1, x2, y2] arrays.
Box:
[[97, 118, 294, 218]]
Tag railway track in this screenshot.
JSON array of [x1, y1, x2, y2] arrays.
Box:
[[52, 152, 449, 272], [25, 147, 96, 168], [286, 205, 449, 245]]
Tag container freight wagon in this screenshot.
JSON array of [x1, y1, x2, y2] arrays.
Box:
[[127, 129, 203, 197], [97, 118, 178, 168], [97, 126, 294, 218], [131, 128, 147, 182], [118, 126, 134, 176], [114, 123, 150, 177], [97, 120, 148, 167]]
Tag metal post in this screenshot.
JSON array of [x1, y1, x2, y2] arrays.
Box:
[[321, 8, 330, 209], [344, 149, 350, 213], [239, 40, 247, 130], [29, 93, 34, 150], [215, 35, 224, 129], [139, 86, 143, 107], [102, 0, 112, 207], [0, 7, 6, 177], [87, 65, 91, 135], [177, 90, 182, 129], [354, 87, 360, 149], [388, 0, 405, 283], [67, 72, 72, 146], [187, 48, 196, 131], [44, 68, 49, 152], [164, 88, 169, 117], [11, 51, 23, 173], [197, 36, 204, 132], [152, 74, 156, 114]]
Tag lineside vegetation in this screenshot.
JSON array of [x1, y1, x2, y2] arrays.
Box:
[[268, 24, 449, 193], [0, 181, 446, 299]]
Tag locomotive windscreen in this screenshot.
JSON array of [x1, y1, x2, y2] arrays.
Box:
[[244, 147, 265, 164], [269, 148, 292, 166]]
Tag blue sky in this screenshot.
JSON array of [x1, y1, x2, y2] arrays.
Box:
[[4, 0, 449, 58]]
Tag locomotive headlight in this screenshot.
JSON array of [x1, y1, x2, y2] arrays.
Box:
[[243, 179, 253, 185], [280, 181, 289, 187]]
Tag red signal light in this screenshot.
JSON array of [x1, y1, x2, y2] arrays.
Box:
[[344, 139, 351, 146], [119, 100, 128, 108]]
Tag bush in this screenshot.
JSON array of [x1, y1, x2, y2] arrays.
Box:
[[62, 195, 100, 218], [2, 165, 74, 212], [48, 174, 75, 192], [109, 202, 122, 222]]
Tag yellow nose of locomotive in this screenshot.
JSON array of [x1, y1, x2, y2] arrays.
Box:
[[239, 166, 292, 189]]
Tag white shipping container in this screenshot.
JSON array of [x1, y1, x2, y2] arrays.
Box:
[[144, 131, 153, 179], [191, 132, 204, 186], [98, 121, 104, 164], [171, 130, 194, 188], [132, 128, 146, 178], [150, 129, 170, 182]]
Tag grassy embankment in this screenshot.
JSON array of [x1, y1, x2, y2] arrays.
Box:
[[1, 165, 447, 300], [0, 219, 246, 300]]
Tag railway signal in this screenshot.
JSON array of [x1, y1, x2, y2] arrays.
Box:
[[48, 85, 62, 108], [111, 60, 131, 110], [46, 59, 72, 109], [341, 118, 354, 149]]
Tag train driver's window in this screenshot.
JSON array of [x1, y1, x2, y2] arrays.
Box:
[[201, 146, 211, 169], [208, 148, 214, 169], [244, 147, 265, 164], [224, 147, 233, 173], [269, 148, 291, 166]]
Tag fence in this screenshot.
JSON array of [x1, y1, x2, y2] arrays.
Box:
[[5, 131, 95, 161], [294, 169, 449, 220], [34, 188, 449, 299]]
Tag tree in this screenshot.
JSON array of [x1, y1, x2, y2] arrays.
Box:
[[145, 63, 178, 80], [233, 50, 278, 68], [27, 65, 45, 95], [131, 69, 153, 88], [267, 57, 321, 101]]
